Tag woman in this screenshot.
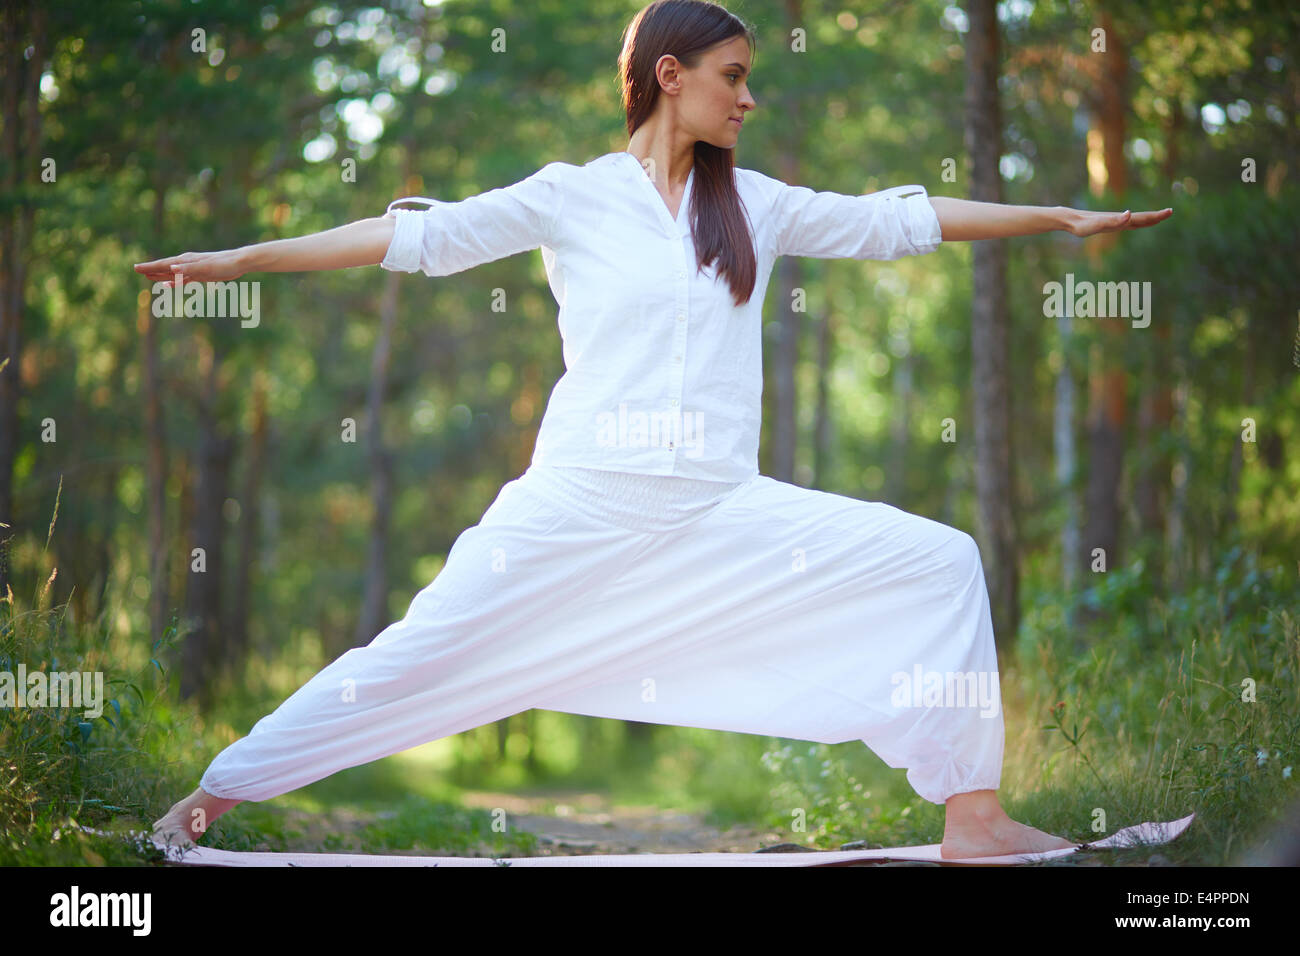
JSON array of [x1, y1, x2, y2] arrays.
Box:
[[137, 0, 1171, 859]]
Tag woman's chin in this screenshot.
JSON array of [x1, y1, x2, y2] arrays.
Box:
[[700, 132, 740, 149]]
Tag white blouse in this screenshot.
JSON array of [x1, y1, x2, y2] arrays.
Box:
[[380, 150, 942, 483]]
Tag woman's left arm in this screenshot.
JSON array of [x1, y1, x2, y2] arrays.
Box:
[[926, 196, 1173, 241]]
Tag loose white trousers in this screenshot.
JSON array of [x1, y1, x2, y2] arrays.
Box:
[[200, 465, 1005, 806]]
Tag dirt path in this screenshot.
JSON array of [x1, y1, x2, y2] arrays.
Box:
[[214, 795, 1129, 864], [271, 790, 788, 856], [458, 789, 784, 855]]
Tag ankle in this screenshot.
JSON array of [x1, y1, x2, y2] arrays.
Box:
[[945, 790, 1008, 828]]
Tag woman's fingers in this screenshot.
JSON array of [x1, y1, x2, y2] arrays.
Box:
[[1128, 208, 1174, 228], [134, 252, 193, 280], [1070, 207, 1173, 236], [133, 250, 244, 283], [1105, 207, 1172, 231], [134, 251, 195, 269]]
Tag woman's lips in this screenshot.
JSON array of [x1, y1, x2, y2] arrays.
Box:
[[729, 118, 743, 126]]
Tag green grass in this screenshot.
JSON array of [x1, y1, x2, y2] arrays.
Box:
[[3, 493, 1296, 864], [730, 540, 1300, 862]]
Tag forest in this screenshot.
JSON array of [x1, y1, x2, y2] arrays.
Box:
[[1, 0, 1298, 868]]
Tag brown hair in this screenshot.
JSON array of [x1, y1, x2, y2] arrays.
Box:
[[618, 0, 757, 307]]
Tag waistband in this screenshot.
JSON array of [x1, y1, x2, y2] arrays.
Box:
[[517, 464, 745, 533]]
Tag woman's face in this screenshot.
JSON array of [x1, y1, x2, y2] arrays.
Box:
[[667, 35, 756, 149]]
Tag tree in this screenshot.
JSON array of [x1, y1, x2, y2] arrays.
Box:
[[0, 0, 48, 599], [964, 0, 1020, 651]]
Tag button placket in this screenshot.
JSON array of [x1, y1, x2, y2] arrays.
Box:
[[625, 152, 693, 463], [666, 240, 689, 456]]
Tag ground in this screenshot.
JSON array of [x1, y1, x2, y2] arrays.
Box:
[[269, 788, 792, 857]]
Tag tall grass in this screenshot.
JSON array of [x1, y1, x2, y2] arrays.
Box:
[[3, 480, 1295, 864], [738, 538, 1300, 861], [2, 479, 181, 864], [1, 484, 542, 863]]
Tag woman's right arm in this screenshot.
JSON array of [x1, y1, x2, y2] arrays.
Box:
[[134, 215, 397, 284]]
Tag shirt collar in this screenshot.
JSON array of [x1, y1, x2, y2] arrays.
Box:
[[606, 151, 694, 235]]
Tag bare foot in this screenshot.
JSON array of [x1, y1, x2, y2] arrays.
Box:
[[150, 786, 242, 850], [941, 814, 1077, 860]]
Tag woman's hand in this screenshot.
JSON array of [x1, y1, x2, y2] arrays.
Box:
[[1061, 206, 1173, 238], [134, 248, 250, 286], [928, 197, 1173, 242], [135, 217, 396, 280]]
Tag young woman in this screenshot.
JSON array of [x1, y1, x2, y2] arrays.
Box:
[[137, 0, 1171, 859]]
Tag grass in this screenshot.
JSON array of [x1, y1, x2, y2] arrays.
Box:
[[2, 486, 1296, 865], [732, 540, 1300, 862]]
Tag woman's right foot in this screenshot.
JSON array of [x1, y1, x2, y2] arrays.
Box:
[[150, 786, 241, 850], [149, 811, 198, 850]]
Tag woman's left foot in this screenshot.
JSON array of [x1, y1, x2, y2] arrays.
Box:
[[941, 815, 1076, 859]]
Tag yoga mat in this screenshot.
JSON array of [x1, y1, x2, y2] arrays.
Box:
[[74, 812, 1194, 866]]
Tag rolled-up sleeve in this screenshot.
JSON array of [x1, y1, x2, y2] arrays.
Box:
[[381, 161, 565, 277], [772, 180, 942, 260]]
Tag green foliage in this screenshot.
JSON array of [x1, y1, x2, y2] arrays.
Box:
[[0, 554, 195, 865], [1018, 543, 1298, 863], [4, 0, 1298, 864], [757, 742, 932, 848], [353, 794, 541, 858], [746, 542, 1300, 862]]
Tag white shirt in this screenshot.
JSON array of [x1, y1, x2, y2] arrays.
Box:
[[380, 150, 943, 482]]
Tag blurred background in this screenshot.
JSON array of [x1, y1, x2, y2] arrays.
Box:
[[1, 0, 1297, 863]]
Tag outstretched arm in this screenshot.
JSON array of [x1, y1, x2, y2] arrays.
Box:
[[927, 196, 1173, 242], [134, 215, 397, 285]]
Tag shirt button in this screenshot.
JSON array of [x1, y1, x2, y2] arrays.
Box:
[[670, 399, 679, 407], [668, 441, 675, 449], [676, 313, 685, 322], [673, 354, 682, 363], [676, 270, 685, 279]]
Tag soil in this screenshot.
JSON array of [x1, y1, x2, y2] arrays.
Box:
[[232, 792, 1115, 864], [270, 789, 789, 857]]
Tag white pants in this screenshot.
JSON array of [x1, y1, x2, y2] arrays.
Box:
[[200, 464, 1004, 806]]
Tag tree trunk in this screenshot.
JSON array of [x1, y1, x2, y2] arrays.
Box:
[[811, 302, 834, 490], [180, 333, 233, 710], [144, 180, 171, 645], [888, 341, 912, 507], [1134, 321, 1173, 589], [1080, 7, 1129, 585], [772, 253, 801, 484], [770, 0, 806, 485], [0, 0, 45, 598], [228, 360, 269, 678], [354, 272, 400, 650], [355, 143, 415, 651], [964, 0, 1019, 653], [1054, 309, 1080, 597], [1082, 334, 1125, 575], [1166, 378, 1190, 590], [1133, 48, 1181, 593]]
